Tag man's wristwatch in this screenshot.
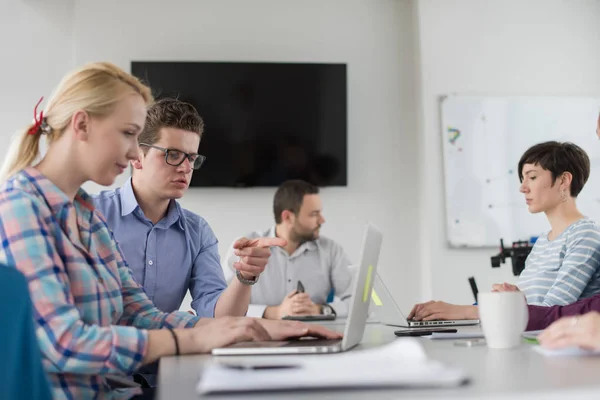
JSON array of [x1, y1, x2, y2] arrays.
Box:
[[236, 270, 259, 285]]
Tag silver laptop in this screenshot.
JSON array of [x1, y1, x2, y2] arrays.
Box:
[[212, 223, 383, 356], [371, 273, 479, 327]]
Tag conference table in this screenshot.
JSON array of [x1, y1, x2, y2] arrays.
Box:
[[157, 321, 600, 399]]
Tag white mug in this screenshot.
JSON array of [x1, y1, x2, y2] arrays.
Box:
[[478, 292, 528, 349]]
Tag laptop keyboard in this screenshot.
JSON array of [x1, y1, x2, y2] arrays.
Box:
[[227, 338, 342, 348], [407, 319, 455, 326], [284, 339, 342, 347], [227, 341, 290, 348]]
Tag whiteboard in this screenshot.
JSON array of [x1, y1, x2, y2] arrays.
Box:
[[441, 95, 600, 247]]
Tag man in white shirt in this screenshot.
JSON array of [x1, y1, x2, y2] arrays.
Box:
[[224, 180, 354, 319]]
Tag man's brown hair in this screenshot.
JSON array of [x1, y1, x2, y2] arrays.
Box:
[[138, 98, 204, 149], [273, 180, 319, 224]]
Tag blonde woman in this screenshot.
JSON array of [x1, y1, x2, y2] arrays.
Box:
[[0, 62, 340, 399]]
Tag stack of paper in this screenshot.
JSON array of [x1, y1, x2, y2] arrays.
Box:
[[197, 339, 468, 394]]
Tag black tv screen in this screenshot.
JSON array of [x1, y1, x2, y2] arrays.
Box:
[[131, 61, 347, 187]]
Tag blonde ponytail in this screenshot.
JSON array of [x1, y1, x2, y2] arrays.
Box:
[[0, 124, 45, 181], [0, 62, 153, 181]]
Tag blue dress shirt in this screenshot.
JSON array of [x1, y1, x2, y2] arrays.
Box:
[[93, 178, 226, 317]]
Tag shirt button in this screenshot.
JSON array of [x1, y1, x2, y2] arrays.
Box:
[[148, 260, 153, 265]]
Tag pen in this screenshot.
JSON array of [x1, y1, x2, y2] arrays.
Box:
[[468, 276, 478, 303], [221, 364, 300, 371], [297, 280, 305, 293]]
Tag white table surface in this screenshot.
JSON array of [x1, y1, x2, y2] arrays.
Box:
[[157, 322, 600, 399]]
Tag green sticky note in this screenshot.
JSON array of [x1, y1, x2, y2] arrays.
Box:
[[523, 337, 539, 345], [363, 265, 374, 303], [371, 288, 383, 306]]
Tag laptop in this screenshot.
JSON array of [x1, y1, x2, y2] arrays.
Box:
[[212, 222, 383, 356], [371, 273, 479, 327]]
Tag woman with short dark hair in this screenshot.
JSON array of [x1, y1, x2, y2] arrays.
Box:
[[408, 140, 600, 322]]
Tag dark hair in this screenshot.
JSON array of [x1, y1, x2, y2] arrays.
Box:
[[138, 98, 204, 148], [273, 180, 319, 224], [518, 141, 590, 197]]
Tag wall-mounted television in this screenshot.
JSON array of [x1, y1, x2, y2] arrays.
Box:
[[131, 61, 347, 187]]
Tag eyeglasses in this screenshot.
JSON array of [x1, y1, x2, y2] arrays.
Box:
[[139, 143, 206, 170]]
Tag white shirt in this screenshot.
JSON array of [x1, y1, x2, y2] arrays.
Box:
[[223, 227, 354, 317]]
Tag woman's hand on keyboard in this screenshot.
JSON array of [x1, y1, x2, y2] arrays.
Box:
[[408, 301, 479, 321]]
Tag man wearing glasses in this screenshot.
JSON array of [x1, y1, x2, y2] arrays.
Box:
[[93, 98, 284, 318]]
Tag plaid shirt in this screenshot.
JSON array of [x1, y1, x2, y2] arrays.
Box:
[[0, 168, 200, 399]]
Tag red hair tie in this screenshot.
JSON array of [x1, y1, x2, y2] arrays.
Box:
[[27, 97, 45, 135]]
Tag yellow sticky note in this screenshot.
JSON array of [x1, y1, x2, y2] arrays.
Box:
[[371, 288, 383, 306], [362, 265, 374, 303]]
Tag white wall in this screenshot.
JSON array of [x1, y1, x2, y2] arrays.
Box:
[[6, 0, 597, 313], [71, 0, 423, 310], [416, 0, 600, 304], [0, 0, 74, 163]]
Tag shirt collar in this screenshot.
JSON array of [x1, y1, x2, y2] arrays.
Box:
[[121, 177, 184, 230], [22, 167, 95, 214], [303, 239, 318, 252], [120, 178, 139, 217]]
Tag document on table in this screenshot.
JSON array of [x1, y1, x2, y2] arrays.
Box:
[[533, 346, 600, 357], [426, 330, 543, 341], [196, 338, 469, 394], [424, 332, 485, 340]]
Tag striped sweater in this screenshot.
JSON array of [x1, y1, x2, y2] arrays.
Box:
[[517, 218, 600, 306]]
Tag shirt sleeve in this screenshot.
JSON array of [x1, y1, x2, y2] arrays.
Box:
[[527, 294, 600, 331], [327, 242, 354, 317], [539, 227, 600, 306], [0, 191, 146, 375], [188, 221, 227, 317], [222, 238, 239, 284], [223, 236, 267, 317]]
